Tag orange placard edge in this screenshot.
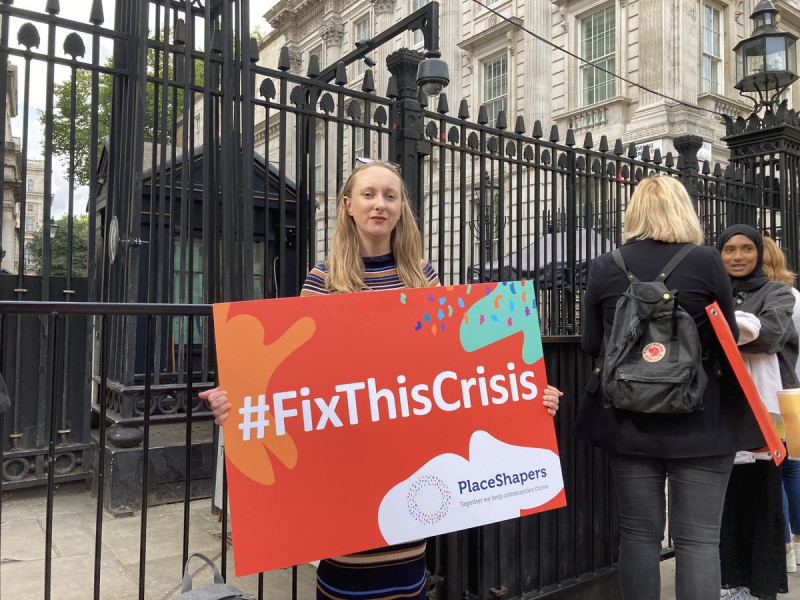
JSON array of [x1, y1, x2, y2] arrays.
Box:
[[706, 301, 784, 466]]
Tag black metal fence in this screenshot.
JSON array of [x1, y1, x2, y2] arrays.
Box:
[[2, 0, 800, 598]]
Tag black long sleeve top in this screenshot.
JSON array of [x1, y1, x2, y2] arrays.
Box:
[[576, 239, 764, 458]]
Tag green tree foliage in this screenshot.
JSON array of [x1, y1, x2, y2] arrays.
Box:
[[44, 33, 204, 188], [46, 65, 112, 187], [28, 213, 90, 277]]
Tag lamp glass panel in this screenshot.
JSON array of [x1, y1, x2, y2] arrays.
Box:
[[766, 36, 788, 71], [744, 38, 766, 75], [788, 39, 797, 73]]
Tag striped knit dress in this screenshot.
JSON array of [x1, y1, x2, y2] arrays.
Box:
[[301, 253, 439, 600]]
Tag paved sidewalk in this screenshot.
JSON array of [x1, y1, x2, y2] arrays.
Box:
[[4, 481, 800, 599], [0, 482, 316, 599], [659, 556, 800, 599]]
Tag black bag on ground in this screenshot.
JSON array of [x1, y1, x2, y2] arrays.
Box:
[[601, 244, 707, 413], [173, 553, 254, 600]]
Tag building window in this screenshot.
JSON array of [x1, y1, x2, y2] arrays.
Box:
[[27, 179, 33, 191], [354, 16, 371, 78], [353, 127, 365, 159], [702, 3, 723, 93], [24, 244, 33, 266], [172, 237, 204, 343], [411, 0, 429, 46], [482, 55, 508, 127], [27, 204, 34, 212], [314, 134, 324, 191], [579, 6, 616, 106], [25, 217, 35, 231]]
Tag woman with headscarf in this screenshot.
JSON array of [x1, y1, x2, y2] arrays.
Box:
[[717, 224, 799, 600]]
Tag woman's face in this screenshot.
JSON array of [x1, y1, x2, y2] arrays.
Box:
[[720, 234, 759, 277], [344, 165, 403, 255]]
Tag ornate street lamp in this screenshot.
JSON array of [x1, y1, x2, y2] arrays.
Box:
[[734, 0, 798, 112], [48, 217, 59, 240]]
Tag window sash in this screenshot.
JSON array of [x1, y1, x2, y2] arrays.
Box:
[[579, 6, 616, 106], [483, 55, 508, 127], [701, 4, 722, 93], [354, 18, 370, 77]]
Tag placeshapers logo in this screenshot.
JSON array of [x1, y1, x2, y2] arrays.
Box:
[[378, 431, 563, 543], [407, 475, 452, 525]]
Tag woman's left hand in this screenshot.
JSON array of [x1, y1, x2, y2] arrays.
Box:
[[543, 384, 563, 417]]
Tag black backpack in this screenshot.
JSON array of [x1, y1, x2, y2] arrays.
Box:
[[601, 244, 707, 413]]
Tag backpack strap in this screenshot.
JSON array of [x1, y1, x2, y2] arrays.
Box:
[[656, 244, 695, 282], [612, 244, 695, 283], [612, 249, 636, 282]]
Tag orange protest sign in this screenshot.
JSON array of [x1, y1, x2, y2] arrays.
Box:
[[213, 281, 565, 575], [705, 301, 784, 465]]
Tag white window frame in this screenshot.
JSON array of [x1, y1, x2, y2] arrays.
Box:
[[353, 127, 365, 159], [27, 179, 34, 191], [579, 5, 616, 107], [314, 133, 324, 191], [701, 3, 723, 94], [354, 16, 371, 78], [25, 217, 35, 231], [481, 54, 508, 128], [24, 243, 32, 266]]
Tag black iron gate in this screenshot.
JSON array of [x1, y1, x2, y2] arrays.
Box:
[[2, 0, 800, 599]]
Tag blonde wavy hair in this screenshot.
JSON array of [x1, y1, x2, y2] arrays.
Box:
[[325, 161, 430, 293], [622, 175, 705, 245], [762, 235, 796, 286]]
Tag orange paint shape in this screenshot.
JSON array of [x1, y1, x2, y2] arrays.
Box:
[[214, 303, 316, 485]]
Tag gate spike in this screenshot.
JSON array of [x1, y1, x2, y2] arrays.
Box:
[[417, 88, 428, 108], [307, 54, 320, 78], [278, 46, 291, 71], [532, 120, 543, 139], [436, 92, 448, 114], [362, 69, 375, 93], [386, 76, 398, 99], [457, 99, 469, 120], [174, 19, 186, 44], [583, 132, 593, 149], [248, 38, 259, 63], [549, 124, 559, 143], [514, 116, 525, 135], [90, 0, 104, 25], [599, 135, 609, 153], [627, 142, 637, 159], [334, 62, 348, 85], [46, 0, 59, 14], [477, 105, 488, 125], [495, 110, 507, 130]]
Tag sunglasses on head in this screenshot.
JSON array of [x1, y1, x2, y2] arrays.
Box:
[[355, 156, 402, 172]]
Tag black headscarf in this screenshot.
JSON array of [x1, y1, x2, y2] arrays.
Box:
[[716, 224, 769, 294]]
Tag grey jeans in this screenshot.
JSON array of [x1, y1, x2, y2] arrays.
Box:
[[609, 453, 735, 600]]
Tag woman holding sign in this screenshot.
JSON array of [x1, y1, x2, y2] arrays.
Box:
[[202, 158, 562, 600], [717, 225, 798, 600], [578, 176, 763, 600]]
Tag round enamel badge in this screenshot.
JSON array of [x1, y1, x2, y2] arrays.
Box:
[[642, 342, 666, 362]]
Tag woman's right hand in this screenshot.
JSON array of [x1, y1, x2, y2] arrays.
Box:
[[199, 387, 231, 426]]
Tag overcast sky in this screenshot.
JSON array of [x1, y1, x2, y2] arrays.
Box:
[[10, 0, 279, 217]]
